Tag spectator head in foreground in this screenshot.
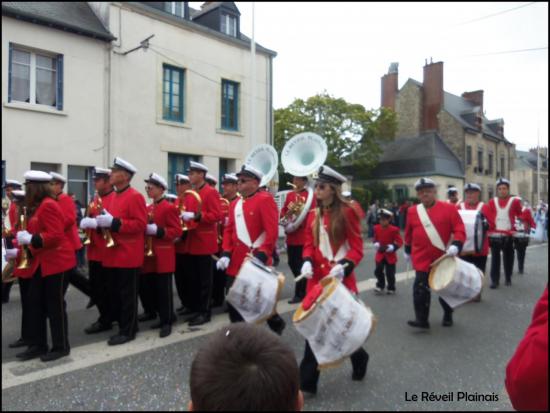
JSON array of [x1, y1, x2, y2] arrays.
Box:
[[189, 323, 303, 411]]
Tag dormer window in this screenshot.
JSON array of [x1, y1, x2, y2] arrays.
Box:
[[221, 13, 237, 37], [165, 2, 185, 18]]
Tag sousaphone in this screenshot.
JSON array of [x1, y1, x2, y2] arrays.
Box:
[[244, 144, 279, 190]]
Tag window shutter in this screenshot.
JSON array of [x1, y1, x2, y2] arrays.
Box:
[[56, 54, 64, 110], [8, 44, 13, 102]]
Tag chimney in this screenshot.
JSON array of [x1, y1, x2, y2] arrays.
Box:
[[381, 62, 399, 110], [422, 59, 444, 131], [462, 90, 484, 114]]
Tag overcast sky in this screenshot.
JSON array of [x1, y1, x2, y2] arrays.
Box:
[[192, 2, 548, 151]]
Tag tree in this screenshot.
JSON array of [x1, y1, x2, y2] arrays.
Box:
[[274, 92, 397, 177]]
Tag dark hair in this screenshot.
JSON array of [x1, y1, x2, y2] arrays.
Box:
[[24, 182, 55, 216], [190, 323, 300, 411]]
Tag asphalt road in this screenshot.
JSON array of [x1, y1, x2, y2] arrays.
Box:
[[2, 240, 548, 411]]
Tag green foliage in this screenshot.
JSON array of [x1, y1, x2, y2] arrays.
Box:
[[363, 181, 392, 205]]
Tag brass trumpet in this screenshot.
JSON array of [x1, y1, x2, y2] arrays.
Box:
[[96, 193, 115, 248], [179, 190, 202, 232], [16, 207, 31, 270], [280, 193, 305, 227], [82, 194, 96, 246], [145, 210, 155, 257], [2, 218, 16, 282]]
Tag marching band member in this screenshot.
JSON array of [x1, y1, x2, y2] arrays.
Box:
[[6, 189, 34, 350], [218, 164, 286, 335], [446, 187, 461, 206], [2, 179, 22, 304], [205, 174, 218, 189], [140, 173, 182, 338], [15, 171, 75, 361], [281, 175, 316, 304], [183, 162, 222, 326], [80, 168, 116, 334], [342, 190, 366, 221], [457, 183, 491, 302], [515, 201, 535, 274], [373, 208, 403, 295], [299, 165, 368, 396], [165, 193, 177, 204], [212, 173, 239, 308], [404, 178, 466, 329], [486, 178, 522, 288], [96, 157, 147, 346]]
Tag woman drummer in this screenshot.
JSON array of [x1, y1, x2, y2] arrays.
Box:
[[14, 171, 76, 362], [299, 165, 369, 396]]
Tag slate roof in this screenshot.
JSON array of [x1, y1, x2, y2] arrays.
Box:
[[371, 132, 464, 179], [515, 150, 545, 170], [1, 2, 116, 42]]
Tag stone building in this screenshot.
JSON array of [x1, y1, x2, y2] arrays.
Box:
[[511, 147, 548, 206]]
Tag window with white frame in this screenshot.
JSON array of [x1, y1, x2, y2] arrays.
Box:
[[68, 165, 93, 207], [221, 13, 237, 37], [30, 162, 60, 174], [9, 44, 63, 109], [164, 2, 185, 17]]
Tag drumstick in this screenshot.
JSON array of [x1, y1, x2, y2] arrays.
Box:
[[211, 254, 220, 261], [294, 262, 349, 283]]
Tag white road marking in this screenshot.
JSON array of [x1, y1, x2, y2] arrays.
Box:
[[2, 243, 546, 390]]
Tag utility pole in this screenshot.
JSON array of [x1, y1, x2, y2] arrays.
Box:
[[250, 2, 256, 149]]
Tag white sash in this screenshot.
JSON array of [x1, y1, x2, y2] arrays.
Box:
[[287, 187, 314, 233], [416, 203, 446, 251], [235, 198, 266, 249], [494, 197, 517, 231], [459, 202, 483, 211], [318, 211, 350, 262]]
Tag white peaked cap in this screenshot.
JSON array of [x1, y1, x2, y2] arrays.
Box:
[[49, 172, 67, 183], [414, 177, 436, 190], [112, 157, 137, 174], [3, 179, 22, 188], [24, 170, 52, 182], [316, 165, 347, 185], [206, 174, 218, 184], [145, 172, 168, 190], [188, 161, 208, 173], [237, 164, 264, 181], [11, 190, 25, 198]]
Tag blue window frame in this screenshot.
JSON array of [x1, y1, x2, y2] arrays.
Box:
[[163, 64, 184, 122], [167, 153, 199, 194], [221, 79, 239, 130]]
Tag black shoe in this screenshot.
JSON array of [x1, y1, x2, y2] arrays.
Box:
[[138, 312, 156, 322], [176, 306, 188, 315], [40, 349, 70, 362], [505, 279, 512, 286], [86, 298, 95, 309], [490, 283, 498, 289], [407, 320, 430, 329], [386, 289, 396, 295], [159, 325, 172, 338], [84, 321, 112, 334], [108, 335, 135, 346], [16, 346, 48, 361], [442, 313, 453, 327], [287, 296, 302, 304], [9, 338, 28, 349], [179, 308, 196, 317], [150, 321, 162, 329], [188, 314, 210, 327], [181, 312, 200, 323], [352, 352, 369, 381]]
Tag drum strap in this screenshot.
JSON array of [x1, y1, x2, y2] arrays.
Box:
[[416, 204, 446, 251], [235, 198, 266, 249], [318, 212, 350, 262], [459, 202, 483, 211], [494, 197, 518, 231]]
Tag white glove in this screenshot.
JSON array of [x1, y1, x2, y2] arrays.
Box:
[[300, 261, 313, 279], [386, 244, 395, 253], [403, 252, 411, 264], [80, 217, 98, 230], [216, 256, 230, 271], [446, 245, 459, 257], [16, 230, 32, 246], [146, 224, 158, 235], [5, 248, 18, 260], [373, 242, 380, 251], [96, 210, 113, 228], [329, 263, 345, 280], [181, 211, 195, 222], [285, 223, 296, 233]]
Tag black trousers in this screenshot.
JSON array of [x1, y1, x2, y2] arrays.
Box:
[[461, 255, 488, 274], [89, 260, 112, 326], [28, 269, 69, 351], [300, 340, 369, 393], [2, 280, 13, 302], [138, 273, 157, 315], [19, 278, 33, 343], [288, 245, 306, 299], [374, 259, 396, 291], [175, 253, 191, 309], [212, 259, 226, 307], [225, 276, 285, 333], [413, 271, 452, 323], [156, 273, 175, 326], [107, 267, 138, 337], [63, 266, 91, 298], [514, 241, 529, 273], [490, 237, 514, 285], [188, 255, 213, 315]]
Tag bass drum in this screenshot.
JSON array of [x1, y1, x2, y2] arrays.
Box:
[[458, 210, 486, 254]]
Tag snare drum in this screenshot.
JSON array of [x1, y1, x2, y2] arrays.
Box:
[[429, 256, 483, 309], [458, 210, 485, 254], [512, 232, 530, 249], [488, 232, 508, 248], [226, 257, 285, 324], [293, 277, 375, 369]]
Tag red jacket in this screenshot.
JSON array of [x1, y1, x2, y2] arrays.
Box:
[[186, 183, 222, 255], [486, 196, 523, 236], [456, 201, 491, 257], [350, 200, 366, 220], [405, 201, 466, 273], [505, 287, 548, 411], [102, 186, 147, 269], [222, 190, 278, 277], [174, 192, 200, 255], [25, 197, 76, 276], [303, 205, 364, 294], [281, 189, 316, 246], [142, 198, 183, 274], [57, 193, 82, 251], [85, 190, 115, 263], [373, 224, 403, 264], [520, 207, 536, 232]]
